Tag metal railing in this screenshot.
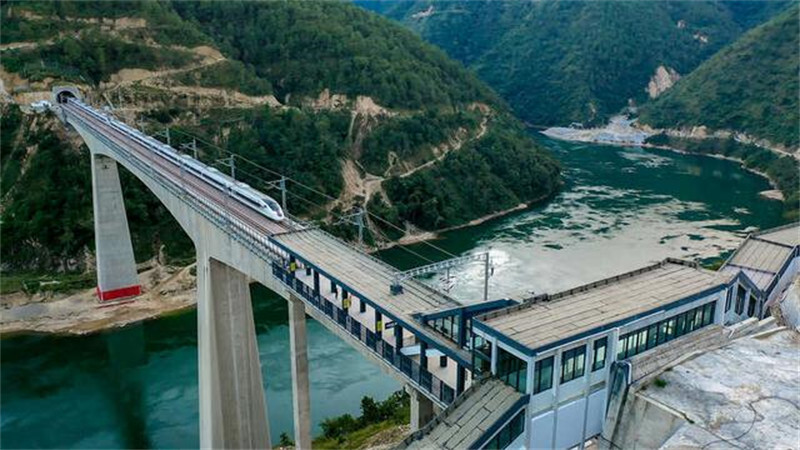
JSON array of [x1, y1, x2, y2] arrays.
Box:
[[64, 103, 290, 267], [272, 263, 456, 406], [67, 101, 460, 406]]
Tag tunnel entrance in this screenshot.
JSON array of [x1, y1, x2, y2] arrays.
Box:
[[53, 86, 81, 104]]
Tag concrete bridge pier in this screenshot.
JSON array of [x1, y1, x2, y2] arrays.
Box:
[[90, 153, 141, 301], [406, 385, 435, 431], [288, 294, 312, 449], [197, 255, 271, 449]]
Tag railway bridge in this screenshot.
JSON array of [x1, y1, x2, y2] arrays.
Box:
[[52, 87, 510, 449]]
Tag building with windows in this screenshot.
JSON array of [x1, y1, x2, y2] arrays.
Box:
[[470, 259, 728, 449], [719, 223, 799, 323], [399, 224, 798, 450]]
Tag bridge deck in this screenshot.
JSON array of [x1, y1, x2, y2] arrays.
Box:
[[401, 378, 525, 450], [275, 229, 459, 315], [63, 99, 472, 398]]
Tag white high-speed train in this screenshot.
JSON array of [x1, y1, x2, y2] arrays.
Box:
[[71, 100, 285, 222]]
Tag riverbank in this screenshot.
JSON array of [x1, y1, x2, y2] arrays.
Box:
[[377, 191, 556, 251], [0, 263, 197, 336], [542, 120, 794, 209]]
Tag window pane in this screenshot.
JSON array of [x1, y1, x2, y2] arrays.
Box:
[[637, 329, 648, 353], [666, 319, 675, 341], [647, 325, 658, 349], [534, 357, 553, 394], [562, 355, 574, 383], [575, 350, 585, 378], [593, 338, 607, 371], [736, 286, 746, 314], [618, 336, 628, 359]]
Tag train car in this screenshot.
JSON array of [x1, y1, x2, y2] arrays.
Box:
[[77, 99, 286, 222]]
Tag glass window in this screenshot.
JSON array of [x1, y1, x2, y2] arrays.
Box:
[[736, 285, 746, 315], [617, 335, 628, 360], [747, 294, 757, 317], [676, 314, 686, 337], [472, 335, 492, 375], [533, 356, 554, 394], [647, 324, 658, 349], [725, 289, 732, 312], [703, 302, 714, 325], [561, 345, 586, 384], [636, 329, 648, 353], [665, 319, 676, 342], [497, 347, 528, 393], [593, 337, 607, 372], [616, 303, 715, 360], [485, 409, 525, 450]]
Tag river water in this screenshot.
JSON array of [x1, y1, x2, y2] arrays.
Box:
[[0, 137, 786, 448]]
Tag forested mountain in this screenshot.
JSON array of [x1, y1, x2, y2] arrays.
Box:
[[0, 0, 560, 272], [639, 6, 799, 148], [373, 0, 790, 126]]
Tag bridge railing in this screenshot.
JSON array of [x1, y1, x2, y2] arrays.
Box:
[[65, 104, 290, 266], [301, 225, 461, 305], [272, 262, 456, 406]]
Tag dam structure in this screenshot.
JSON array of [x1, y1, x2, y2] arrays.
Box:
[[54, 87, 800, 450]]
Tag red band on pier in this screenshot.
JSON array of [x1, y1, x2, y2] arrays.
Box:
[[96, 285, 142, 301]]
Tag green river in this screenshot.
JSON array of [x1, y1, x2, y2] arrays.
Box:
[[0, 137, 786, 448]]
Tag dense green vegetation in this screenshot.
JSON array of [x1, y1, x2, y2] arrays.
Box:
[[170, 60, 273, 96], [377, 1, 789, 126], [380, 119, 561, 230], [361, 109, 480, 174], [0, 106, 193, 272], [170, 1, 499, 109], [1, 30, 196, 84], [640, 7, 799, 147], [224, 107, 352, 200], [1, 1, 208, 47], [1, 112, 94, 270], [313, 391, 410, 449], [0, 1, 561, 276], [647, 134, 799, 221]]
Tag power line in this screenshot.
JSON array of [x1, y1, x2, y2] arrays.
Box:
[[135, 115, 458, 260]]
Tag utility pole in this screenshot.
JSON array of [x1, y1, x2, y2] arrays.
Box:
[[156, 126, 171, 146], [180, 138, 198, 159], [216, 155, 236, 179], [336, 207, 365, 247], [483, 253, 490, 302], [280, 176, 287, 211]]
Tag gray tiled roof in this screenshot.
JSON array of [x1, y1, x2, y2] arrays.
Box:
[[754, 223, 799, 247], [728, 238, 793, 274], [478, 259, 724, 351], [401, 378, 525, 450]]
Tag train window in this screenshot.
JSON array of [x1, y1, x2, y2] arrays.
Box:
[[266, 200, 280, 212], [235, 192, 260, 208]]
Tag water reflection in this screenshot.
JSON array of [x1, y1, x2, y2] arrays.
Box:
[[104, 325, 149, 448]]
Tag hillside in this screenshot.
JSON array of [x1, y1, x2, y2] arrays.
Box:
[[0, 1, 560, 273], [639, 6, 800, 148], [375, 0, 789, 127]]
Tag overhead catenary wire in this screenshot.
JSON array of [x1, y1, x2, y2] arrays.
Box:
[[136, 115, 460, 261]]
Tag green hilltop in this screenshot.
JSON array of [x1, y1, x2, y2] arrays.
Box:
[[640, 6, 800, 148], [0, 0, 560, 273], [376, 0, 789, 127]]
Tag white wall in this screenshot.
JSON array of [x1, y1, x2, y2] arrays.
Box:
[[530, 411, 555, 449], [769, 256, 799, 305]]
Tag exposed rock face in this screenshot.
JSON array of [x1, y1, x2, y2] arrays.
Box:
[[647, 65, 681, 99]]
